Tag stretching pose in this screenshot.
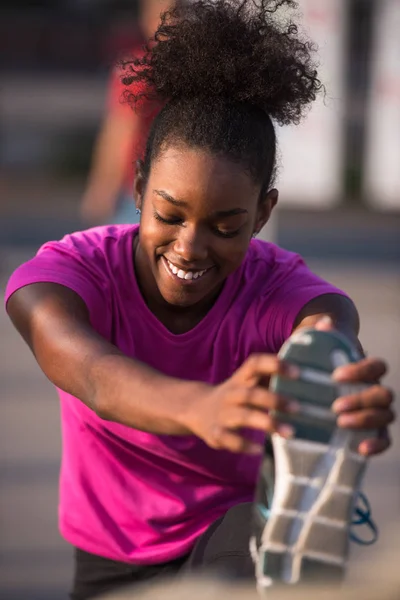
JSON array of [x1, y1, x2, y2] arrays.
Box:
[[5, 1, 394, 598]]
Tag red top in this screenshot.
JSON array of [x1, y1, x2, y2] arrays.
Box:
[[107, 45, 162, 191]]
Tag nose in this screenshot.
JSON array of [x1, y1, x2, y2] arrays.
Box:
[[173, 225, 208, 264]]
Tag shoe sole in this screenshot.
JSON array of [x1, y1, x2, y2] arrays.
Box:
[[251, 329, 372, 588]]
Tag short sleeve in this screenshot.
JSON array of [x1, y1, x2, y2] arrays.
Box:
[[4, 230, 110, 332], [257, 251, 349, 353]]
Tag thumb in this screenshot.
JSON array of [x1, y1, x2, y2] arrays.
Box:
[[314, 315, 335, 332]]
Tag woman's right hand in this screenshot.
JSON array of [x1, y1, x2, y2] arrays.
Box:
[[184, 354, 300, 454]]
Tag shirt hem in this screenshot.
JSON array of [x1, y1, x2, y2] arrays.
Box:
[[60, 521, 203, 566]]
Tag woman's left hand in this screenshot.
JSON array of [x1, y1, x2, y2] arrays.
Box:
[[331, 357, 395, 456], [294, 307, 396, 457]]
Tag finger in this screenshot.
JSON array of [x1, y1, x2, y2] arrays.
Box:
[[333, 357, 387, 383], [332, 385, 393, 414], [224, 407, 295, 438], [224, 407, 273, 432], [238, 387, 300, 414], [234, 354, 300, 386], [358, 430, 392, 456], [234, 354, 279, 384], [214, 423, 295, 454], [337, 408, 395, 430], [314, 316, 335, 331], [210, 428, 264, 454]]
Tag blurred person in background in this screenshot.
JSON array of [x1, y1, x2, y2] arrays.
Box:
[[5, 1, 394, 600], [80, 0, 172, 225]]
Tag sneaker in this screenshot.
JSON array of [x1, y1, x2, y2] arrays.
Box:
[[250, 328, 378, 590]]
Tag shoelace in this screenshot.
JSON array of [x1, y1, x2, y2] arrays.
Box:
[[257, 491, 378, 546], [350, 491, 378, 546]]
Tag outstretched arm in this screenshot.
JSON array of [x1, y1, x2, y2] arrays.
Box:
[[5, 281, 304, 454], [6, 282, 202, 434], [292, 293, 394, 455]]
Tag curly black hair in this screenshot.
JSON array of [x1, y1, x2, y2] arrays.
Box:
[[120, 0, 322, 192]]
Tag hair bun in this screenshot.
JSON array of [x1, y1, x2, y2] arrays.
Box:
[[120, 0, 322, 125]]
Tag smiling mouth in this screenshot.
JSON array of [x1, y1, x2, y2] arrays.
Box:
[[163, 257, 212, 282]]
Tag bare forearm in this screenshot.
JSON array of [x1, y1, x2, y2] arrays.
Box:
[[7, 283, 206, 435], [43, 328, 206, 435], [87, 352, 206, 434]]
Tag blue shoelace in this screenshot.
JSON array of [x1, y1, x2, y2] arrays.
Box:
[[350, 491, 379, 546], [257, 491, 378, 546]]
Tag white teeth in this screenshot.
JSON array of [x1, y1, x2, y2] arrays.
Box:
[[166, 259, 208, 281]]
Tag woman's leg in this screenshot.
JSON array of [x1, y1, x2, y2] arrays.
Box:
[[71, 503, 254, 599], [70, 548, 188, 600], [185, 502, 255, 581]]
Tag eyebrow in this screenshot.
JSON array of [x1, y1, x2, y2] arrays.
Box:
[[154, 189, 187, 207], [153, 189, 248, 218]]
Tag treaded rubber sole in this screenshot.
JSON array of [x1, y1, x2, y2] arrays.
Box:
[[251, 328, 372, 589]]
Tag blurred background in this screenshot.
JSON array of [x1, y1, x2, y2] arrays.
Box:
[[0, 0, 399, 599]]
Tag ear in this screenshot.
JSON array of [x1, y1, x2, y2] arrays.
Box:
[[254, 188, 279, 235], [133, 160, 146, 212]]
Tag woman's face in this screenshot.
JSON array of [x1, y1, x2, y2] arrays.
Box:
[[134, 144, 277, 309]]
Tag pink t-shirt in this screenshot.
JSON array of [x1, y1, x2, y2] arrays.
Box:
[[4, 224, 346, 565]]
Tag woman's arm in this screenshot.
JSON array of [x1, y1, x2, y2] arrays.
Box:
[[6, 282, 205, 434], [292, 293, 394, 455], [6, 281, 301, 454], [293, 293, 363, 351]]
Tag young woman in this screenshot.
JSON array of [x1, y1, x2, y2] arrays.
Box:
[[4, 1, 394, 599]]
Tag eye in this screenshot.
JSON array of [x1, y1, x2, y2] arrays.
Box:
[[153, 211, 182, 225], [213, 228, 241, 239]]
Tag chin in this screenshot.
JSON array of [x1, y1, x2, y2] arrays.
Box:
[[156, 263, 223, 309], [161, 290, 203, 308]]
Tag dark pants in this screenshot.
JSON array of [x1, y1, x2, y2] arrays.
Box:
[[70, 502, 254, 600]]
